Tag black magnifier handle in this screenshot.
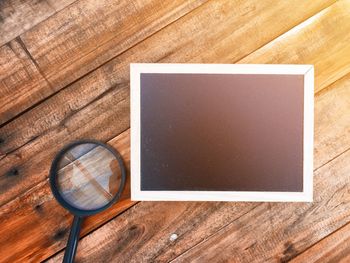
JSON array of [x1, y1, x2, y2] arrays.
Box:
[[63, 216, 83, 263]]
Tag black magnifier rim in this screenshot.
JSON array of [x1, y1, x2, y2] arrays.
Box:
[[49, 139, 126, 217]]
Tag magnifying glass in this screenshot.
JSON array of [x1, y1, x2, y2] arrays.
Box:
[[49, 140, 126, 263]]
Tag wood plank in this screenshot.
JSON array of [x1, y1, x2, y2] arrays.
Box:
[[47, 146, 350, 262], [0, 130, 135, 263], [0, 0, 76, 46], [0, 0, 207, 125], [239, 0, 350, 93], [0, 0, 338, 205], [47, 201, 260, 263], [313, 73, 350, 169], [291, 219, 350, 263], [0, 38, 50, 125], [46, 0, 77, 12], [20, 0, 208, 89]]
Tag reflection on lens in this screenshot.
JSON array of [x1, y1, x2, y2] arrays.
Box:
[[56, 143, 122, 210]]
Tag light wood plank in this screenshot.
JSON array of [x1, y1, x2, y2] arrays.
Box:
[[0, 38, 51, 125], [47, 0, 77, 12], [0, 130, 135, 263], [291, 219, 350, 263], [0, 0, 76, 46], [239, 0, 350, 93], [314, 74, 350, 169], [0, 0, 337, 206]]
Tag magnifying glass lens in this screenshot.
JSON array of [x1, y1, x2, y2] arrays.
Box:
[[56, 143, 122, 210]]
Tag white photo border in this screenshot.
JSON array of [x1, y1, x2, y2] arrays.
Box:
[[130, 63, 314, 202]]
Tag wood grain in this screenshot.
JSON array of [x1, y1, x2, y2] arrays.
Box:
[[0, 0, 76, 47], [0, 0, 338, 206], [291, 216, 350, 263], [0, 38, 50, 125], [313, 73, 350, 169], [47, 0, 77, 12], [0, 130, 135, 263], [21, 0, 208, 89], [0, 0, 206, 126], [239, 0, 350, 93]]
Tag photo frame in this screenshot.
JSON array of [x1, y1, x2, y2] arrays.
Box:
[[130, 63, 314, 202]]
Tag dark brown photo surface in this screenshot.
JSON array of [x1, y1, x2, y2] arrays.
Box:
[[140, 73, 304, 192]]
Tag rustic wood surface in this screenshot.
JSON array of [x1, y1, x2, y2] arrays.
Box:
[[0, 0, 349, 262]]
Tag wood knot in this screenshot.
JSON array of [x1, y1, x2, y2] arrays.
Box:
[[280, 241, 298, 262], [7, 168, 19, 177], [129, 225, 138, 231], [35, 204, 43, 213], [53, 228, 68, 241]]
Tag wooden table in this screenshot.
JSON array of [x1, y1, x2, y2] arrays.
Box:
[[0, 0, 349, 262]]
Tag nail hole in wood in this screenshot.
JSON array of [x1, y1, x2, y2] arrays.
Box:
[[35, 204, 43, 213]]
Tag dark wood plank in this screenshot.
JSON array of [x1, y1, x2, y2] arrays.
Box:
[[0, 38, 50, 125], [0, 0, 337, 206], [0, 0, 76, 46], [239, 0, 350, 93], [47, 147, 350, 262], [0, 130, 135, 263], [0, 0, 207, 125]]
